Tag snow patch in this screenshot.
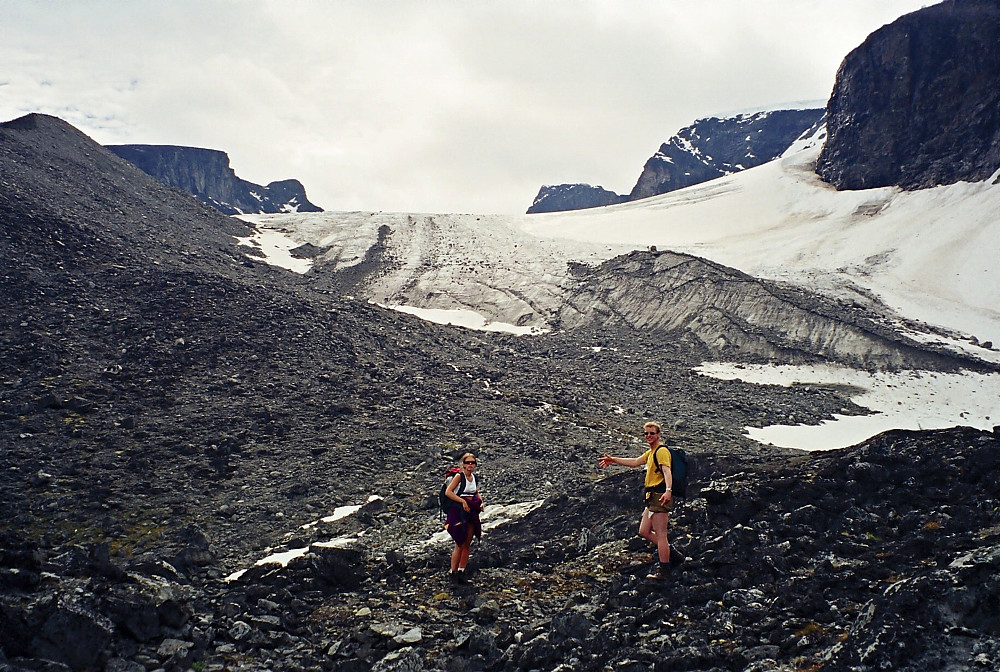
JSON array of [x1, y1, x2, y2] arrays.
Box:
[[381, 303, 548, 335], [696, 362, 1000, 451], [235, 225, 312, 274]]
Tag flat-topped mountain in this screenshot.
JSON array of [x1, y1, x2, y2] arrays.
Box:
[[107, 144, 323, 215]]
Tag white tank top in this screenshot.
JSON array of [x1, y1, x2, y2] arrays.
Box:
[[460, 473, 478, 496]]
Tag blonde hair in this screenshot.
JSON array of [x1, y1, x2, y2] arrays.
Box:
[[643, 421, 661, 433], [458, 451, 477, 463]]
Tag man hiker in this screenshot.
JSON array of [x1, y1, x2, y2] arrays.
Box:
[[598, 421, 681, 580]]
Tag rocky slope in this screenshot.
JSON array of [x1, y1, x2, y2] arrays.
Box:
[[107, 144, 323, 215], [2, 114, 998, 671], [3, 422, 998, 671], [817, 0, 1000, 190], [527, 109, 823, 214]]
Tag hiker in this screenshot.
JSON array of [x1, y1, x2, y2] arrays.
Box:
[[598, 421, 678, 580], [444, 451, 483, 583]]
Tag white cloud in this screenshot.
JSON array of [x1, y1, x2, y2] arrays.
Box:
[[1, 0, 934, 213]]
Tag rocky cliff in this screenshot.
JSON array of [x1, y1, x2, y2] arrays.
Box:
[[817, 0, 1000, 190], [107, 144, 323, 215], [527, 108, 824, 213]]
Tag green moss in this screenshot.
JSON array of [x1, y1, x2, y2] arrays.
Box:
[[4, 510, 175, 558]]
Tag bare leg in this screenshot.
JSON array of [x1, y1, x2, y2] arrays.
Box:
[[452, 526, 473, 571], [638, 509, 670, 563], [651, 511, 670, 563]]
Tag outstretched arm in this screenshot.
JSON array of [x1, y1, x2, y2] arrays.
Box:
[[599, 453, 647, 469]]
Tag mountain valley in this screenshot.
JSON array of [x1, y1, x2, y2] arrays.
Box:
[[3, 2, 1000, 670]]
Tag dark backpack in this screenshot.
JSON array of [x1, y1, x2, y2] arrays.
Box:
[[438, 467, 466, 515], [651, 445, 691, 499]]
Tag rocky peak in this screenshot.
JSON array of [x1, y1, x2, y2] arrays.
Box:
[[526, 183, 627, 214], [817, 0, 1000, 190], [107, 144, 323, 215], [629, 108, 825, 200]]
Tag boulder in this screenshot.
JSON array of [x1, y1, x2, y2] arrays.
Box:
[[29, 603, 113, 671]]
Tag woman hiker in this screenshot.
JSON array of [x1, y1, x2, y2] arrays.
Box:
[[444, 451, 483, 583]]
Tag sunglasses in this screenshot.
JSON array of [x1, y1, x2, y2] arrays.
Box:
[[644, 431, 659, 436], [464, 460, 477, 465]]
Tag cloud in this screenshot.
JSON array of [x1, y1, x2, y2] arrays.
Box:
[[1, 0, 934, 214]]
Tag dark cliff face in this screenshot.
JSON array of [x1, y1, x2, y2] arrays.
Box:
[[629, 109, 825, 200], [107, 144, 323, 215], [527, 108, 823, 214], [817, 0, 1000, 190]]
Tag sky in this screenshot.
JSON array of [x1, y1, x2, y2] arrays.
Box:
[[1, 0, 934, 214]]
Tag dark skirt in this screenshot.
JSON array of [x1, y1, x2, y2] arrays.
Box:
[[445, 495, 483, 545]]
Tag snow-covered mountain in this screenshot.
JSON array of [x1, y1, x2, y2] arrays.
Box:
[[239, 132, 1000, 448], [527, 107, 824, 213], [627, 108, 826, 199]]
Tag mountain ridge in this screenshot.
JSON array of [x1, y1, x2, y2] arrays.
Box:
[[107, 143, 323, 216]]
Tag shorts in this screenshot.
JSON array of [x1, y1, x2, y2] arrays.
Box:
[[644, 487, 673, 513]]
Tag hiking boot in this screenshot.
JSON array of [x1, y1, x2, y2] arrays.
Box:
[[669, 547, 686, 569]]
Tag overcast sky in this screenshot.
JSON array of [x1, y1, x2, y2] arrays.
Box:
[[2, 0, 933, 214]]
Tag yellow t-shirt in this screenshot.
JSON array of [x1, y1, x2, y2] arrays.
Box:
[[642, 445, 671, 489]]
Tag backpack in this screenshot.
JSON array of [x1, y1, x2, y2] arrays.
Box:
[[651, 445, 690, 499], [438, 467, 466, 516]]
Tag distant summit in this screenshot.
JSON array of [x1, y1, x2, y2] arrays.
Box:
[[526, 183, 627, 214], [106, 144, 323, 215], [527, 108, 824, 214], [817, 0, 1000, 190]]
